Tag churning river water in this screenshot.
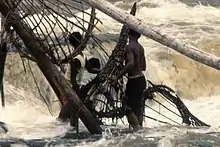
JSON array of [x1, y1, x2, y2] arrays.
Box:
[[1, 0, 220, 146]]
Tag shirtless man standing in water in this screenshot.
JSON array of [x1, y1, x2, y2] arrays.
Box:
[[111, 29, 146, 129]]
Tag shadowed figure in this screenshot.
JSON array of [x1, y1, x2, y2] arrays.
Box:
[[58, 32, 101, 127]]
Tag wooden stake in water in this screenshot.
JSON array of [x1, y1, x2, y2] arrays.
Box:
[[0, 14, 6, 108], [0, 42, 7, 108]]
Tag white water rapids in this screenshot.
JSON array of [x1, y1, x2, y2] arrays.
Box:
[[1, 0, 220, 146]]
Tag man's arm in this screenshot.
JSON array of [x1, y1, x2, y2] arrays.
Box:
[[86, 67, 101, 74], [141, 55, 146, 71], [141, 47, 146, 71], [116, 47, 134, 80], [65, 59, 81, 82]]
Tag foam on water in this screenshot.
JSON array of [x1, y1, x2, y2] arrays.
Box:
[[1, 0, 220, 146], [0, 82, 72, 139]]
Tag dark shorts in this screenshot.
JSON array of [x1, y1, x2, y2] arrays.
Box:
[[125, 76, 146, 114]]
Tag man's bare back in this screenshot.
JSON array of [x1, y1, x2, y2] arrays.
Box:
[[125, 42, 146, 77]]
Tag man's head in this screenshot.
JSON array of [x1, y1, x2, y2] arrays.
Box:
[[128, 29, 141, 40], [85, 57, 101, 74], [68, 32, 83, 49]]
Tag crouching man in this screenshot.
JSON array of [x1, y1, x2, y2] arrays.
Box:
[[57, 32, 101, 127]]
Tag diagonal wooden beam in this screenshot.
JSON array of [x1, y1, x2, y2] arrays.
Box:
[[83, 0, 220, 70]]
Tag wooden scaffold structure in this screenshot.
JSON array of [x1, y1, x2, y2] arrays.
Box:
[[0, 0, 214, 134]]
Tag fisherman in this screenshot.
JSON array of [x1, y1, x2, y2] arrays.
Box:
[[68, 33, 100, 86], [58, 32, 101, 126], [110, 29, 146, 129]]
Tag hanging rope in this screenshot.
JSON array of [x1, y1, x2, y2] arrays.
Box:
[[27, 60, 53, 116]]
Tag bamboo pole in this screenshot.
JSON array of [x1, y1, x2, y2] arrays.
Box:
[[0, 15, 7, 108], [0, 43, 7, 108], [83, 0, 220, 70], [0, 2, 102, 134]]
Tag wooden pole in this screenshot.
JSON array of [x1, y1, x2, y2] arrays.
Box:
[[0, 2, 102, 134], [83, 0, 220, 70], [0, 42, 7, 108], [0, 14, 7, 108]]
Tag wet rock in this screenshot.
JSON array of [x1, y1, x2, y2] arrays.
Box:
[[0, 121, 8, 133]]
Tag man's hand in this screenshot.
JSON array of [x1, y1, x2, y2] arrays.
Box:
[[142, 89, 155, 101]]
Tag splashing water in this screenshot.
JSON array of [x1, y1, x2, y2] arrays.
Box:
[[1, 0, 220, 146]]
